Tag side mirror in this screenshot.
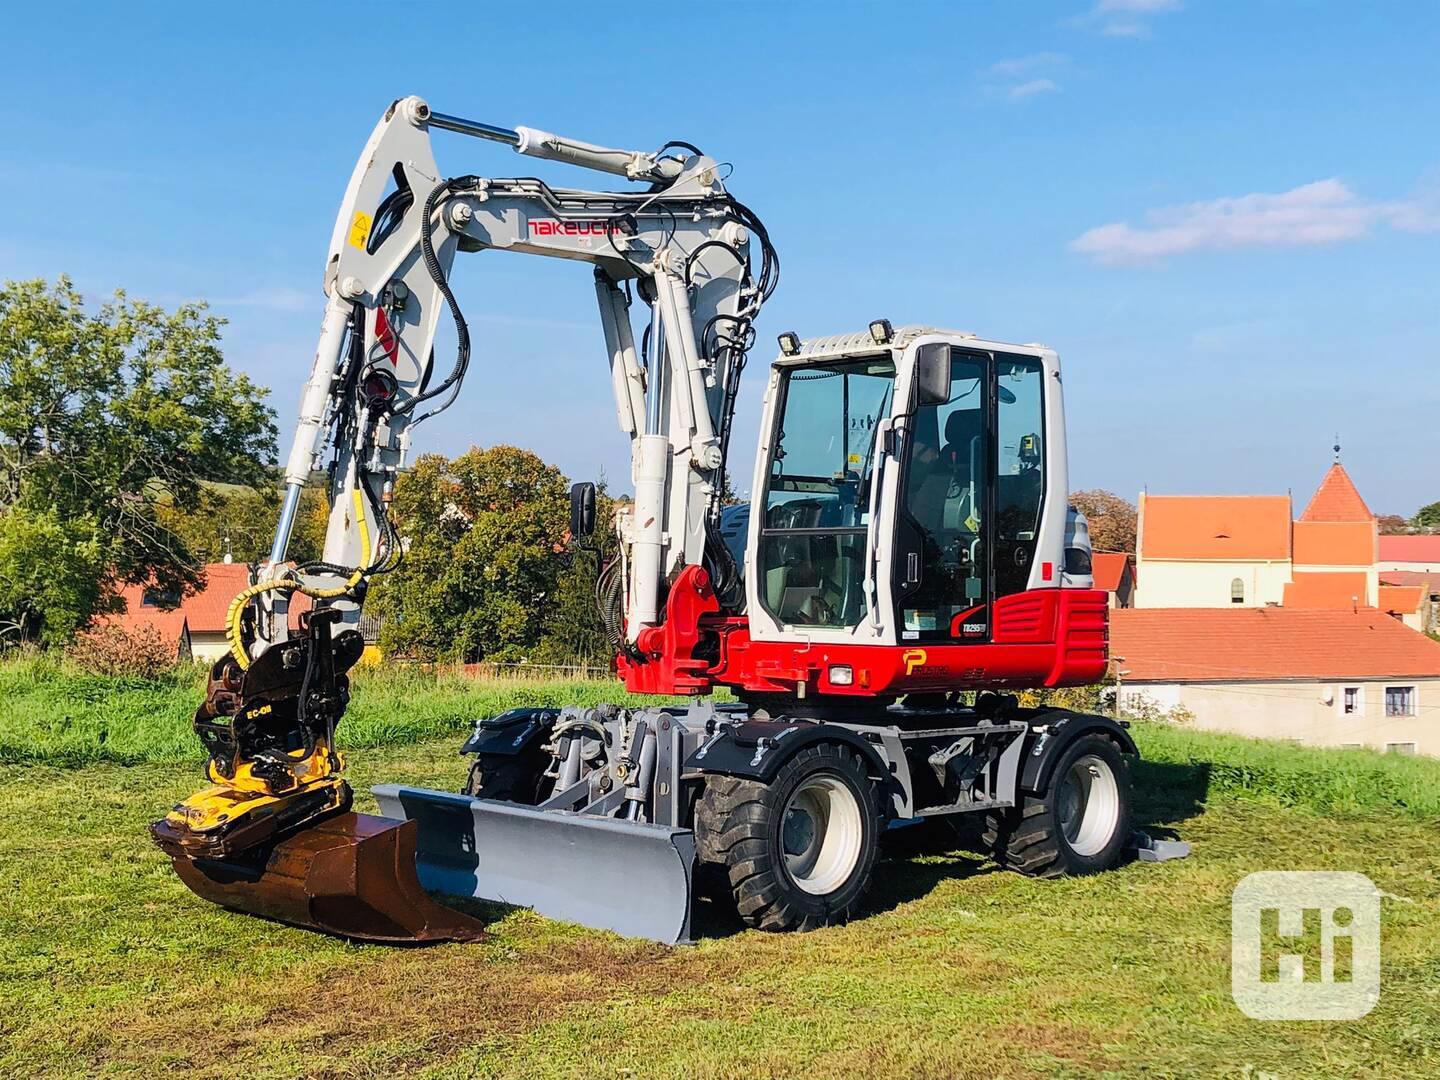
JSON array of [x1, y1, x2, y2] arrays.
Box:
[[914, 342, 952, 406], [569, 481, 597, 539]]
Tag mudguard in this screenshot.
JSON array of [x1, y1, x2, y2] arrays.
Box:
[[458, 707, 559, 757], [1019, 710, 1138, 794], [685, 717, 891, 786]]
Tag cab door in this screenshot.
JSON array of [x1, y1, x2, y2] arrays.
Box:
[[892, 349, 993, 643], [890, 347, 1049, 644]]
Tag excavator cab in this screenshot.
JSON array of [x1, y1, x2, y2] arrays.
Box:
[[733, 327, 1101, 699]]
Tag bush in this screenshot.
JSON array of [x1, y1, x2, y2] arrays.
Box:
[[68, 623, 180, 679]]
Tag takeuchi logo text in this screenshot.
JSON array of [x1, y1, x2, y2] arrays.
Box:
[[528, 220, 617, 237]]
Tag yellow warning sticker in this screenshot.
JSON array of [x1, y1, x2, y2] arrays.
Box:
[[348, 210, 373, 251]]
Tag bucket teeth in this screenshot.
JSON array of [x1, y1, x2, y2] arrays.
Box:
[[157, 812, 488, 944]]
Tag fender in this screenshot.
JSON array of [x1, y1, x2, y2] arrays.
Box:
[[685, 717, 892, 788], [458, 707, 559, 757], [1018, 710, 1138, 794]]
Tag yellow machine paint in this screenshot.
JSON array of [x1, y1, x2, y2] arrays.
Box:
[[164, 500, 372, 858]]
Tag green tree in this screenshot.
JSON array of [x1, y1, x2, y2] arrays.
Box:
[[370, 446, 569, 662], [1413, 502, 1440, 531], [0, 277, 277, 642], [533, 485, 620, 668], [157, 483, 329, 565], [1068, 489, 1138, 553]]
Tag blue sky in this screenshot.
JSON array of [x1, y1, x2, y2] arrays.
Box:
[[4, 1, 1437, 515]]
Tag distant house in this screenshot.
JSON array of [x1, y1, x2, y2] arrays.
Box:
[[1379, 535, 1440, 575], [1091, 552, 1135, 608], [98, 562, 392, 664], [1135, 494, 1293, 607], [1134, 463, 1382, 610], [1111, 607, 1440, 756], [99, 587, 194, 661], [1378, 574, 1437, 634]]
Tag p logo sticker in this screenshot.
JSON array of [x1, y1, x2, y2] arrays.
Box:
[[902, 649, 928, 675]]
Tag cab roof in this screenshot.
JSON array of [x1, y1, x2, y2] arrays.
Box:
[[781, 325, 1049, 364]]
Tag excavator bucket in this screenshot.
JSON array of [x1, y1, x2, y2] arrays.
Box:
[[373, 785, 696, 945], [154, 812, 488, 944]]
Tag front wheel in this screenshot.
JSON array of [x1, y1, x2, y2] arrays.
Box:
[[696, 743, 883, 932], [984, 734, 1131, 878]]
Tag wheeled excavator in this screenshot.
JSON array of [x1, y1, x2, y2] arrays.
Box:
[[152, 97, 1137, 945]]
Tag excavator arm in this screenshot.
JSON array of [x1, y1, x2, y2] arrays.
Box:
[[262, 96, 772, 652], [151, 98, 776, 917]]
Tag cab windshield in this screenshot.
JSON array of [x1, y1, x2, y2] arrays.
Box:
[[758, 357, 895, 627]]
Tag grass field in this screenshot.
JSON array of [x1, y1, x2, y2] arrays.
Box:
[[2, 664, 1438, 1077]]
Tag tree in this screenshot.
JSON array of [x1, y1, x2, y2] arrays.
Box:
[[1068, 489, 1138, 553], [370, 446, 569, 662], [157, 483, 329, 565], [1413, 502, 1440, 532], [0, 278, 276, 642], [533, 485, 621, 668], [1376, 513, 1411, 536]]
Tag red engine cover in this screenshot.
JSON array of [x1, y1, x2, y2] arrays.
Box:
[[617, 583, 1109, 700]]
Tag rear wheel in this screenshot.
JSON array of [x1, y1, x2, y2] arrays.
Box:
[[984, 734, 1130, 878], [696, 743, 882, 932], [462, 753, 546, 804]]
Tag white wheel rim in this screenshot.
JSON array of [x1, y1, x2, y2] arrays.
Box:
[[781, 774, 864, 895], [1057, 753, 1120, 857]]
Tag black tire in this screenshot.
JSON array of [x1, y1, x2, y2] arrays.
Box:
[[983, 734, 1130, 878], [462, 753, 546, 804], [695, 743, 883, 933]]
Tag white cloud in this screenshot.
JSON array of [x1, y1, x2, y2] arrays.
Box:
[[1075, 0, 1181, 37], [1072, 178, 1440, 265], [1009, 79, 1060, 100], [988, 52, 1067, 78], [985, 53, 1066, 102]]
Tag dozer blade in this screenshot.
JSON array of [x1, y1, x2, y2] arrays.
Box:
[[159, 812, 488, 944], [373, 785, 695, 945]]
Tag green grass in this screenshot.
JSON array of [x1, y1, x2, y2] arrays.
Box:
[[6, 654, 1439, 823], [2, 661, 1438, 1076], [1, 736, 1437, 1078], [1134, 719, 1440, 819], [0, 655, 703, 767]]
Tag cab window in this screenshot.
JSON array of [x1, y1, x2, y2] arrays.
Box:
[[759, 357, 894, 627]]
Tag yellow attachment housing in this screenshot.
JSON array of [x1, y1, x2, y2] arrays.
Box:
[[158, 772, 350, 856], [204, 740, 346, 795]]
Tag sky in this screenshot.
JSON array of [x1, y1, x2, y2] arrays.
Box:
[[3, 1, 1437, 516]]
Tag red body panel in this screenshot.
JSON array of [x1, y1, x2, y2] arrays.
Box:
[[618, 577, 1110, 699]]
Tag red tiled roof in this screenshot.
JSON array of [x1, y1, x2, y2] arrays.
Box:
[[1111, 607, 1440, 682], [1299, 463, 1373, 523], [1292, 521, 1375, 567], [95, 595, 190, 643], [1380, 571, 1440, 592], [1379, 535, 1440, 565], [1380, 585, 1425, 616], [103, 563, 312, 636], [1282, 571, 1369, 609], [1139, 495, 1292, 561], [1092, 552, 1133, 593]]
